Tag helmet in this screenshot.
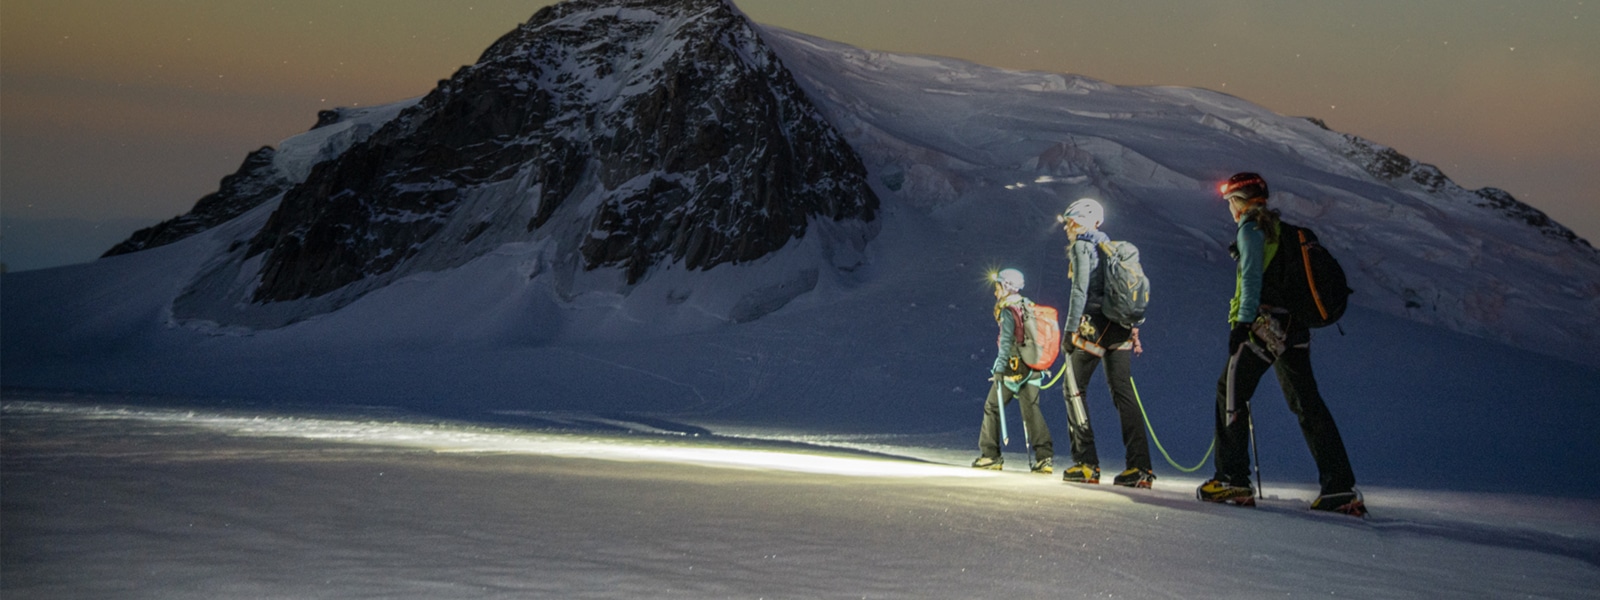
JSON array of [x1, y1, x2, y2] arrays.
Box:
[[1220, 172, 1269, 202], [1059, 198, 1104, 229], [994, 268, 1025, 292]]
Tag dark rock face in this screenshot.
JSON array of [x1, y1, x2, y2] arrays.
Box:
[[242, 0, 878, 304], [102, 147, 289, 257]]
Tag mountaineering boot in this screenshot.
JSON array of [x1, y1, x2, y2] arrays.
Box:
[[971, 456, 1004, 470], [1197, 478, 1255, 506], [1310, 489, 1368, 517], [1112, 468, 1156, 489], [1062, 463, 1100, 484], [1030, 457, 1054, 474]]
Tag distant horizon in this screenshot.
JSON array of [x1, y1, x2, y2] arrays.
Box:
[[0, 215, 160, 272]]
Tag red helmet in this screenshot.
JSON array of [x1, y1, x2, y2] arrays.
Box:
[[1219, 172, 1269, 202]]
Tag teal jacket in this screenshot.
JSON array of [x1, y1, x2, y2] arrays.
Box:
[[1229, 215, 1280, 325]]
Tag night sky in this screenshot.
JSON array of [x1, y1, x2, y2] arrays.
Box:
[[3, 0, 1596, 250]]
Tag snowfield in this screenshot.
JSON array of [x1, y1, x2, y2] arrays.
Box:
[[5, 399, 1597, 599]]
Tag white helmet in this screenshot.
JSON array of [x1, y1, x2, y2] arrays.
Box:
[[1060, 198, 1104, 229], [995, 268, 1025, 292]]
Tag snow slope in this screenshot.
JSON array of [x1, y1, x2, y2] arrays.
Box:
[[4, 400, 1597, 599]]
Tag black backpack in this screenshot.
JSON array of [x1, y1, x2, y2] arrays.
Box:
[[1276, 222, 1352, 328]]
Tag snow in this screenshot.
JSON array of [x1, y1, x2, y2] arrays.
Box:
[[5, 399, 1597, 599], [5, 7, 1600, 599], [274, 100, 419, 183]]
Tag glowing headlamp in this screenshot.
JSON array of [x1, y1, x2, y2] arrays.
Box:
[[1219, 173, 1267, 201]]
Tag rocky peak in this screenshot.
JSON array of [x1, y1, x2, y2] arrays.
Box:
[[230, 0, 877, 310]]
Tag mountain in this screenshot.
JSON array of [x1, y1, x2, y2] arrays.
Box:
[[93, 0, 1597, 359], [158, 0, 877, 330], [6, 0, 1599, 498]]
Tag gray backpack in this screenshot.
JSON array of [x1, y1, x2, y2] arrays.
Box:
[[1097, 241, 1149, 328]]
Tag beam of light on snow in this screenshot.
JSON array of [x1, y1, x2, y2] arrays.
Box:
[[4, 402, 991, 479]]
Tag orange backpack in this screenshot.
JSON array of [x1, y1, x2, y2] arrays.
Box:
[[1008, 300, 1062, 371]]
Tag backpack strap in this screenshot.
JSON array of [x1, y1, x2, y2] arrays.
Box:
[[1294, 226, 1335, 323], [1003, 301, 1035, 378], [1008, 301, 1028, 343]]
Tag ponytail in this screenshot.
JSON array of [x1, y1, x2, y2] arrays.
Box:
[[1242, 205, 1281, 243]]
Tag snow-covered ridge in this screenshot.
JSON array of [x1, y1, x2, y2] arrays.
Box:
[[761, 26, 1599, 364]]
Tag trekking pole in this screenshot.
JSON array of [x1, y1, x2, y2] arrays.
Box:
[[1247, 408, 1263, 499], [995, 380, 1010, 448], [1241, 336, 1275, 500], [1020, 408, 1034, 468]]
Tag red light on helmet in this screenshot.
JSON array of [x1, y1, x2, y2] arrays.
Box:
[[1219, 173, 1267, 200]]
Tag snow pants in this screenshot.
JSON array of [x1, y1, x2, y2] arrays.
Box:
[[978, 379, 1053, 462], [1063, 348, 1151, 471], [1213, 343, 1356, 495]]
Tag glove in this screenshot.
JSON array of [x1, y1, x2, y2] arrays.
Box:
[[1228, 323, 1252, 355]]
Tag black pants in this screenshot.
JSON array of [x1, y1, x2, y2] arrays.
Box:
[[978, 379, 1053, 461], [1063, 348, 1151, 471], [1213, 343, 1356, 495]]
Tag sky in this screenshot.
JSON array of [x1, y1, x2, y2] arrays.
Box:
[[2, 0, 1597, 252]]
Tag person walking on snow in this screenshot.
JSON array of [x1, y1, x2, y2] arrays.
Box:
[[1196, 172, 1365, 516], [1055, 199, 1154, 488], [972, 268, 1055, 473]]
